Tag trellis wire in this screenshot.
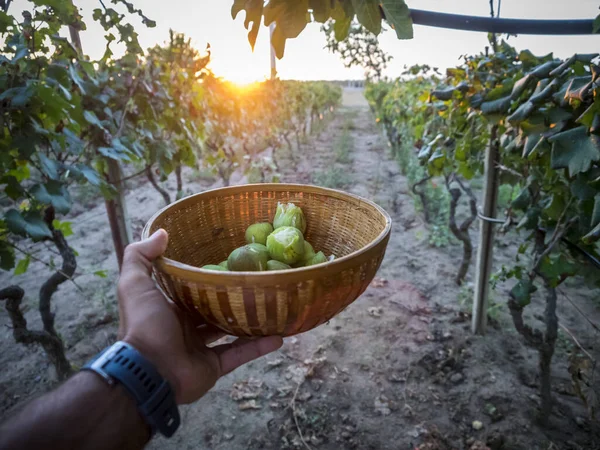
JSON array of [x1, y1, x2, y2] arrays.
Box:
[[409, 9, 595, 35]]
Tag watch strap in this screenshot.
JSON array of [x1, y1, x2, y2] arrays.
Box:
[[82, 341, 180, 437]]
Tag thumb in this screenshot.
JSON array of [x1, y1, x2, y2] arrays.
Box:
[[122, 229, 169, 276]]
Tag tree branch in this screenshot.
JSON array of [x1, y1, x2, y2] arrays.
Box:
[[412, 175, 433, 223], [145, 165, 171, 205], [0, 286, 72, 380], [39, 227, 77, 337]]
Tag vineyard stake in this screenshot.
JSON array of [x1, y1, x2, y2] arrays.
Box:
[[68, 17, 131, 270], [270, 23, 277, 80], [472, 126, 500, 334]]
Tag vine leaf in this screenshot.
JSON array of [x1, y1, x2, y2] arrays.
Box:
[[582, 222, 600, 244], [38, 153, 60, 180], [510, 279, 537, 307], [14, 255, 31, 276], [4, 210, 52, 240], [231, 0, 264, 49], [30, 182, 72, 215], [350, 0, 381, 35], [549, 127, 600, 177], [380, 0, 412, 39], [592, 195, 600, 228], [0, 242, 15, 271], [480, 96, 511, 115], [264, 0, 310, 58], [539, 255, 577, 287]]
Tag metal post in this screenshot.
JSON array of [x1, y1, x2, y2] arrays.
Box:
[[472, 125, 500, 334], [69, 15, 131, 270], [269, 23, 277, 80], [105, 161, 132, 268]]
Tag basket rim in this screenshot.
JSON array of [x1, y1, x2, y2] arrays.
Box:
[[142, 183, 392, 279]]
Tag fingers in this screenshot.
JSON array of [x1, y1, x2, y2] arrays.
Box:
[[122, 229, 168, 277], [214, 336, 283, 375]]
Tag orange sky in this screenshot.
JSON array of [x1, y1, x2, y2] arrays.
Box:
[[65, 0, 600, 83]]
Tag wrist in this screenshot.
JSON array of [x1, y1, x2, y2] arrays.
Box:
[[122, 335, 181, 402]]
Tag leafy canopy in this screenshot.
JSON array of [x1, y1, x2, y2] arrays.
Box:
[[231, 0, 412, 58]]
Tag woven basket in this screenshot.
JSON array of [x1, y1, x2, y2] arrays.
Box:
[[142, 184, 391, 337]]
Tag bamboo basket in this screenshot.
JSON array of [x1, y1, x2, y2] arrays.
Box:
[[142, 184, 391, 337]]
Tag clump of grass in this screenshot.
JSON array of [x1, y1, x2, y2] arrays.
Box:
[[313, 167, 351, 189]]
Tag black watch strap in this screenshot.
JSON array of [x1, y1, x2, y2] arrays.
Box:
[[82, 341, 180, 437]]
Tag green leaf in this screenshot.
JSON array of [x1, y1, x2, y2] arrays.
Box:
[[14, 255, 31, 276], [5, 209, 52, 240], [530, 61, 560, 78], [380, 0, 412, 39], [539, 254, 577, 287], [264, 0, 309, 58], [2, 176, 25, 200], [582, 222, 600, 244], [84, 110, 106, 131], [37, 153, 59, 180], [309, 0, 330, 22], [549, 127, 600, 177], [52, 220, 73, 237], [0, 11, 13, 32], [94, 270, 108, 278], [30, 181, 71, 214], [0, 86, 34, 107], [74, 164, 103, 186], [511, 187, 531, 211], [591, 195, 600, 228], [350, 0, 381, 35], [0, 241, 15, 271], [507, 101, 535, 124], [231, 0, 264, 49], [510, 279, 537, 307], [333, 16, 352, 41], [481, 96, 511, 115], [68, 64, 86, 94], [510, 74, 532, 100]]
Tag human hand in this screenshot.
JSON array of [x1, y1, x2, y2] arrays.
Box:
[[117, 229, 283, 404]]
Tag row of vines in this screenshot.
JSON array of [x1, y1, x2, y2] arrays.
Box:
[[365, 41, 600, 423], [0, 0, 342, 380]]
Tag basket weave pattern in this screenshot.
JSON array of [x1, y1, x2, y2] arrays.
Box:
[[143, 184, 391, 337]]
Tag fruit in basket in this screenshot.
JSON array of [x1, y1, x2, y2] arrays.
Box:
[[227, 243, 270, 271], [267, 260, 291, 271], [218, 260, 228, 269], [273, 202, 306, 234], [305, 251, 327, 267], [245, 222, 274, 245], [266, 226, 305, 265], [202, 264, 228, 271]]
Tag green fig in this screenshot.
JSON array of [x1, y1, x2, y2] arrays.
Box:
[[218, 260, 229, 269], [266, 226, 305, 265], [202, 264, 228, 271], [305, 251, 327, 267], [227, 243, 269, 271], [292, 241, 316, 267], [245, 222, 274, 245], [273, 202, 306, 234], [267, 260, 291, 271]]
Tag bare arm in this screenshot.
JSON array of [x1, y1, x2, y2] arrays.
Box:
[[0, 230, 283, 450], [0, 372, 150, 450]]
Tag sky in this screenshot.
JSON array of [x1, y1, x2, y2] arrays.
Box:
[[14, 0, 600, 82]]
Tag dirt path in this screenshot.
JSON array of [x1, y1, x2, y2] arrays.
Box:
[[1, 88, 598, 450]]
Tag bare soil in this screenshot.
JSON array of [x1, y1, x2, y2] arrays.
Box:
[[1, 88, 599, 450]]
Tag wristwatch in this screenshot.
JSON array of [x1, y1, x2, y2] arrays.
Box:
[[82, 341, 180, 437]]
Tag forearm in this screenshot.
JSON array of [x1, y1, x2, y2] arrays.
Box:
[[0, 372, 151, 450]]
